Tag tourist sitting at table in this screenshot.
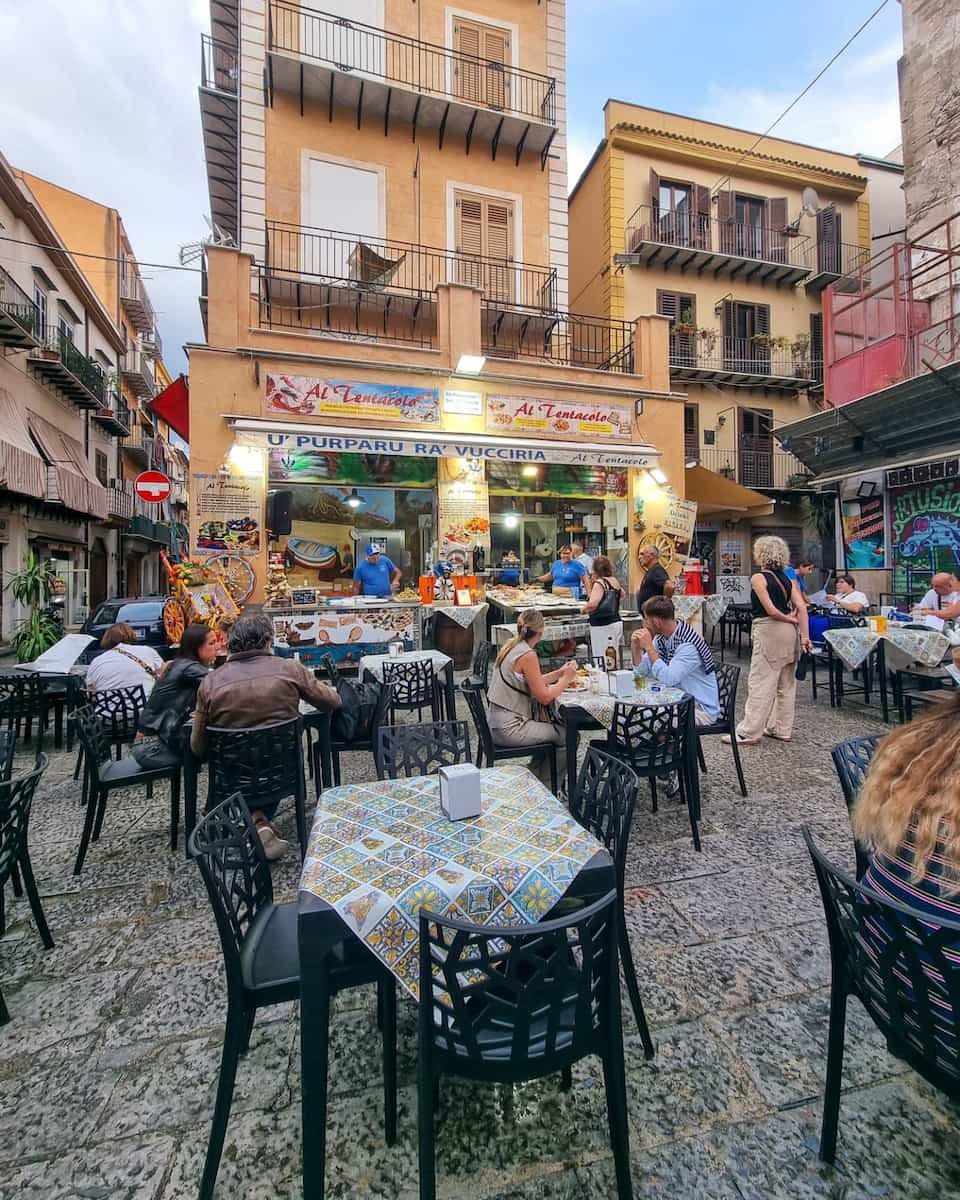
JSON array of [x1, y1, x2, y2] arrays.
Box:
[[631, 597, 720, 725], [191, 612, 340, 861], [582, 555, 624, 661], [915, 571, 960, 620], [85, 623, 165, 697], [825, 574, 870, 616], [539, 545, 588, 598], [132, 623, 218, 770], [487, 609, 575, 788], [353, 543, 401, 597]]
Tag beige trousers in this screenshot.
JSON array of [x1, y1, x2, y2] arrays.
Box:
[[737, 617, 800, 742], [487, 709, 567, 789]]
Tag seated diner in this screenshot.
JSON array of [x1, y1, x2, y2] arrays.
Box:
[[85, 623, 165, 696]]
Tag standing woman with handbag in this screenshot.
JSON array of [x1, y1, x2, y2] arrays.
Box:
[[582, 555, 624, 662], [487, 609, 577, 787], [724, 535, 812, 746]]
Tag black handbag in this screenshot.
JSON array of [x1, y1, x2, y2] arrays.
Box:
[[795, 651, 812, 681]]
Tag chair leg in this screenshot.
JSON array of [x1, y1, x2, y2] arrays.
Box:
[[418, 1060, 437, 1200], [0, 982, 8, 1026], [169, 771, 182, 852], [678, 771, 701, 853], [18, 851, 54, 949], [649, 777, 658, 812], [381, 974, 397, 1145], [295, 781, 308, 861], [332, 749, 342, 787], [0, 885, 4, 937], [10, 862, 23, 898], [548, 745, 558, 796], [200, 1002, 248, 1200], [91, 787, 109, 843], [818, 983, 848, 1163], [729, 731, 748, 798], [146, 781, 154, 800], [74, 784, 100, 876], [696, 740, 707, 773], [240, 1008, 256, 1056], [73, 744, 84, 781], [618, 914, 654, 1059], [601, 1041, 634, 1200], [560, 1064, 573, 1090]]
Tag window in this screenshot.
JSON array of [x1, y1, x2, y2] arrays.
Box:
[[94, 450, 108, 487], [33, 285, 47, 333], [302, 157, 382, 277], [452, 17, 511, 110], [684, 404, 700, 461], [657, 290, 697, 365], [738, 407, 774, 488], [722, 300, 770, 370], [455, 191, 515, 303], [58, 313, 74, 343], [735, 195, 765, 258]]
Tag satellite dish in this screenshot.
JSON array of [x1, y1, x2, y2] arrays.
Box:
[[801, 187, 821, 217]]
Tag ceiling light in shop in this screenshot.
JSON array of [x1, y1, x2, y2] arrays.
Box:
[[345, 488, 363, 508], [521, 465, 539, 477], [504, 513, 519, 530], [456, 354, 486, 375]]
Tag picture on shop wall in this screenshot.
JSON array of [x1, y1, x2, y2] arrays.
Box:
[[890, 478, 960, 590], [841, 495, 886, 569], [269, 447, 437, 487]]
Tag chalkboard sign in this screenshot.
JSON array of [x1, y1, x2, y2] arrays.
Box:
[[291, 588, 318, 606]]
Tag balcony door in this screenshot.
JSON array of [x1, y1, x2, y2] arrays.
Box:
[[657, 289, 697, 366], [298, 0, 384, 76], [301, 157, 383, 280], [817, 206, 842, 275], [738, 407, 774, 488], [734, 196, 764, 259], [722, 300, 770, 373], [452, 17, 511, 111], [455, 191, 515, 304]]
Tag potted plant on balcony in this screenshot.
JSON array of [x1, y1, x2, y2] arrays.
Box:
[[5, 551, 60, 663], [697, 327, 718, 354], [790, 333, 811, 375], [673, 307, 697, 336]]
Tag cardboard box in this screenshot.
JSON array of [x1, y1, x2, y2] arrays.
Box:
[[439, 763, 482, 821]]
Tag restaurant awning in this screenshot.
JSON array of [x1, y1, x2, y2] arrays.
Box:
[[228, 418, 662, 470], [0, 387, 45, 501], [27, 411, 108, 520], [150, 374, 189, 442], [684, 465, 775, 520]]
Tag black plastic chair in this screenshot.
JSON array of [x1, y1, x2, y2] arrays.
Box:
[[0, 755, 53, 1025], [570, 748, 655, 1058], [0, 674, 47, 763], [804, 826, 960, 1164], [189, 793, 397, 1200], [207, 717, 308, 857], [376, 720, 471, 780], [383, 659, 440, 723], [695, 663, 747, 797], [313, 680, 393, 792], [831, 735, 881, 879], [72, 705, 182, 874], [467, 640, 495, 693], [418, 890, 633, 1200], [594, 697, 701, 851], [462, 679, 559, 795], [74, 684, 147, 781], [0, 729, 14, 784]]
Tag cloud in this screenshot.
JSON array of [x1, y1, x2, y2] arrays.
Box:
[[0, 0, 208, 376]]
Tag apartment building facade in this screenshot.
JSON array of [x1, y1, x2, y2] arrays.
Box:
[[194, 0, 686, 602], [570, 102, 870, 577]]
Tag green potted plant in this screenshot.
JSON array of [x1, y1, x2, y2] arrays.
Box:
[[6, 552, 60, 663], [750, 333, 772, 348], [791, 333, 811, 374], [674, 306, 697, 336]]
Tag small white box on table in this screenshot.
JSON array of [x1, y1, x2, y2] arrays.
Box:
[[439, 763, 482, 821], [608, 670, 635, 698]]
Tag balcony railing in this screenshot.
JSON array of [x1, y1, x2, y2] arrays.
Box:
[[481, 301, 634, 373], [266, 222, 557, 311], [106, 481, 134, 522], [120, 273, 154, 333], [201, 33, 238, 95], [668, 334, 821, 390], [804, 240, 871, 293], [0, 265, 40, 348], [693, 446, 814, 490], [141, 327, 163, 360], [92, 390, 131, 438], [121, 346, 155, 399], [622, 205, 811, 287], [28, 326, 106, 409], [122, 421, 155, 460], [268, 2, 556, 125]]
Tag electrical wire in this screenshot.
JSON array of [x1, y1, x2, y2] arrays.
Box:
[[711, 0, 893, 195], [0, 233, 203, 274]]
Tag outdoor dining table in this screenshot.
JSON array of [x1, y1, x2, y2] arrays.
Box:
[[0, 665, 87, 751], [823, 625, 951, 722], [672, 594, 730, 627], [296, 763, 614, 1196], [359, 648, 456, 720]]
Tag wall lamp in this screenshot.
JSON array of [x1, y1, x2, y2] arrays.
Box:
[[456, 354, 486, 375]]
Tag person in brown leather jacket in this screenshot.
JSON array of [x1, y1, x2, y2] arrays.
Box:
[[191, 612, 340, 860]]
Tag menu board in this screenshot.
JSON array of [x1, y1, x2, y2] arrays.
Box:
[[193, 474, 263, 556], [486, 395, 632, 441], [437, 460, 491, 560], [266, 374, 440, 425]]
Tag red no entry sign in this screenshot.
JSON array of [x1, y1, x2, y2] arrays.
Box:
[[134, 470, 171, 504]]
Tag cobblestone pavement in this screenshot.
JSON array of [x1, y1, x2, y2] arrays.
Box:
[[2, 653, 960, 1199]]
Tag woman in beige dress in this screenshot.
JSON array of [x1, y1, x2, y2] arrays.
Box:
[[487, 609, 576, 788]]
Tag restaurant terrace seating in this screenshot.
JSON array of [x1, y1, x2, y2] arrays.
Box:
[[375, 720, 471, 779]]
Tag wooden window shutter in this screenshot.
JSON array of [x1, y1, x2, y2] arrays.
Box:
[[695, 184, 711, 249], [455, 192, 515, 301], [455, 194, 485, 289], [766, 196, 788, 263], [481, 26, 510, 110], [484, 200, 514, 302], [717, 189, 734, 253], [767, 197, 788, 230], [453, 19, 482, 102], [684, 404, 700, 458], [810, 311, 824, 381], [650, 168, 660, 220], [722, 299, 736, 339], [454, 18, 510, 109], [817, 207, 841, 274], [656, 290, 679, 320], [754, 303, 771, 337]]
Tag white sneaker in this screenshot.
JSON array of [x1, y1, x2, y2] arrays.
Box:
[[258, 824, 289, 862]]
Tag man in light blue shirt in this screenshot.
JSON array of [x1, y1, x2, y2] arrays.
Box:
[[353, 544, 401, 597], [631, 596, 720, 723]]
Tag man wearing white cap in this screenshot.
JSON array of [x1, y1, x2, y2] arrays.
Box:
[[353, 543, 401, 596]]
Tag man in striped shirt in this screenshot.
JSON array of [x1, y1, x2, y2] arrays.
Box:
[[632, 596, 721, 724]]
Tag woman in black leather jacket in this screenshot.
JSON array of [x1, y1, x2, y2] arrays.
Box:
[[132, 623, 218, 769]]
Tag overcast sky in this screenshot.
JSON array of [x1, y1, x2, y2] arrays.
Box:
[[0, 1, 903, 379]]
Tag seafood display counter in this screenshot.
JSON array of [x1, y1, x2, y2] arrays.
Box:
[[269, 598, 423, 668]]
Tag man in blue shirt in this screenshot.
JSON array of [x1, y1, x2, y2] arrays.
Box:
[[539, 544, 588, 598], [784, 559, 814, 600], [353, 543, 401, 597]]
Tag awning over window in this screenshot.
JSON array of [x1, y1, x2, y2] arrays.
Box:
[[684, 465, 775, 520], [27, 411, 108, 520], [0, 388, 45, 501]]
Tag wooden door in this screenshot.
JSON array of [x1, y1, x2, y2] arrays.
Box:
[[738, 407, 774, 488]]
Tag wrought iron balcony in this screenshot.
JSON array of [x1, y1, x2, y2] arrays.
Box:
[[121, 346, 155, 399], [199, 34, 239, 243], [620, 205, 811, 288], [122, 420, 155, 462], [481, 301, 634, 373], [92, 390, 131, 438], [141, 327, 163, 360], [106, 481, 134, 523], [668, 334, 821, 391], [0, 265, 40, 349], [693, 445, 814, 490], [201, 33, 238, 94], [28, 326, 106, 409], [120, 273, 154, 333], [804, 239, 871, 294], [266, 2, 557, 164]]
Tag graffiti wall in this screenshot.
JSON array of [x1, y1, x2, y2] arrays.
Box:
[[890, 478, 960, 591]]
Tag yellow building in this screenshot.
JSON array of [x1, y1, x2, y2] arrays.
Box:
[[194, 0, 686, 609], [570, 101, 870, 580]]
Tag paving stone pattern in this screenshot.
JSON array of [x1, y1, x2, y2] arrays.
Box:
[[3, 653, 960, 1198]]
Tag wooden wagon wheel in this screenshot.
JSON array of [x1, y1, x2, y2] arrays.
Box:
[[204, 553, 256, 604]]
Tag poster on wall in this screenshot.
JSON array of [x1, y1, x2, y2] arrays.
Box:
[[842, 495, 886, 569], [269, 445, 437, 486], [890, 477, 960, 591], [485, 395, 632, 441], [265, 374, 440, 425], [719, 541, 742, 576], [437, 460, 490, 562], [193, 474, 263, 556], [659, 496, 698, 553]]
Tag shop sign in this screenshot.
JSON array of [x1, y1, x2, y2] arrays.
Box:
[[193, 474, 263, 557], [266, 374, 440, 425], [659, 496, 698, 545], [485, 395, 632, 441], [443, 389, 483, 416], [841, 494, 886, 569]]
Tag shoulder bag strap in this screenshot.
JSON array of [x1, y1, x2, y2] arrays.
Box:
[[116, 647, 160, 681]]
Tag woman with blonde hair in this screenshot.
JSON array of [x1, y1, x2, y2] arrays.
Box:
[[853, 695, 960, 920], [487, 609, 577, 787], [724, 535, 812, 746]]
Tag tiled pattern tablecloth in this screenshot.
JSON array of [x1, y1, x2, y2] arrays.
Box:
[[823, 626, 950, 672], [429, 603, 488, 630], [358, 649, 451, 681], [559, 685, 688, 730], [672, 595, 729, 625], [299, 765, 603, 998]]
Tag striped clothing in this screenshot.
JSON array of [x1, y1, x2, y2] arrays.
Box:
[[654, 620, 716, 676]]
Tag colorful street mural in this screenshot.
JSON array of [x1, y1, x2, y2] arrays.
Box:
[[891, 478, 960, 591]]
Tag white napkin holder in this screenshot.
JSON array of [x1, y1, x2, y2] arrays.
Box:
[[439, 763, 482, 821], [609, 670, 634, 698]]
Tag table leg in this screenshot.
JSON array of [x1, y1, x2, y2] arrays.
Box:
[[318, 712, 333, 791], [565, 713, 579, 803], [878, 642, 890, 723], [53, 699, 64, 751], [183, 748, 198, 859], [300, 944, 331, 1200], [444, 663, 456, 722]]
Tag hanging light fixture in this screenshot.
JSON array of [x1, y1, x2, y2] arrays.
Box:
[[345, 488, 363, 509]]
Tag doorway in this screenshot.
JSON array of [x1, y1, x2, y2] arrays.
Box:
[[90, 539, 108, 611], [126, 552, 143, 597]]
